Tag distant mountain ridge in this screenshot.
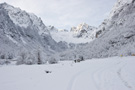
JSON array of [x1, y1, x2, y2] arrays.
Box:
[[48, 23, 97, 44]]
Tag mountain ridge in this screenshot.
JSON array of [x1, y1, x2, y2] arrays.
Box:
[[0, 2, 69, 64], [48, 23, 97, 44], [59, 0, 135, 60]]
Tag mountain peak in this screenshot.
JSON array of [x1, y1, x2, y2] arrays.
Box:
[[109, 0, 133, 19], [0, 2, 17, 10], [0, 2, 9, 6], [0, 2, 49, 35], [71, 23, 96, 32], [70, 23, 97, 39]]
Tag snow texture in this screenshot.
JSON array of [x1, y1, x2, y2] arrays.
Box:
[[0, 56, 135, 90]]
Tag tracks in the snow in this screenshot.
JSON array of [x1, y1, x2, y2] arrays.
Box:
[[117, 64, 133, 90], [66, 60, 133, 90], [66, 61, 114, 90], [66, 68, 88, 90]]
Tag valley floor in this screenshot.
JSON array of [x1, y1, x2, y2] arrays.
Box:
[[0, 57, 135, 90]]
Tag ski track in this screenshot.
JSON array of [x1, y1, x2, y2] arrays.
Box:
[[117, 64, 133, 90], [67, 59, 134, 90], [66, 69, 87, 90], [0, 57, 135, 90], [93, 61, 122, 90], [66, 60, 113, 90]]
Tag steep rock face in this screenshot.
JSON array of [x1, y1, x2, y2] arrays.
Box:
[[109, 0, 133, 19], [89, 0, 135, 57], [59, 0, 135, 60], [0, 3, 67, 60], [70, 23, 97, 39], [96, 0, 134, 38], [1, 3, 49, 35]]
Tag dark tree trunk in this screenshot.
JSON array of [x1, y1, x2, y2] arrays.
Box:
[[38, 51, 41, 64]]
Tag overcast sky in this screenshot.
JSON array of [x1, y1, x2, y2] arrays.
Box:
[[1, 0, 117, 29]]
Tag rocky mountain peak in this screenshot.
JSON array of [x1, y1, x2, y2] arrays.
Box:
[[0, 3, 49, 35], [109, 0, 133, 19], [71, 23, 96, 32], [70, 23, 97, 38]]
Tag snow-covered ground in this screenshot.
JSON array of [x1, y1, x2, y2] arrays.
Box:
[[0, 56, 135, 90]]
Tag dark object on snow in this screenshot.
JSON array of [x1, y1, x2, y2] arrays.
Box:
[[79, 56, 84, 61], [74, 55, 84, 63], [48, 58, 58, 64], [74, 59, 81, 63], [45, 70, 52, 73]]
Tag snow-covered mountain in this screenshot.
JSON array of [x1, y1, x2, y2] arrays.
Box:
[[71, 23, 97, 39], [59, 0, 135, 60], [0, 3, 68, 64], [1, 0, 135, 64], [49, 23, 97, 44], [47, 25, 58, 32], [1, 1, 135, 90], [96, 0, 134, 38]]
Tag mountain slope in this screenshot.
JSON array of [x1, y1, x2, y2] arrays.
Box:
[[0, 3, 68, 64], [59, 0, 135, 60], [96, 0, 134, 38]]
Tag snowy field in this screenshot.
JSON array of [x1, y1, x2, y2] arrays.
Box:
[[0, 56, 135, 90]]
